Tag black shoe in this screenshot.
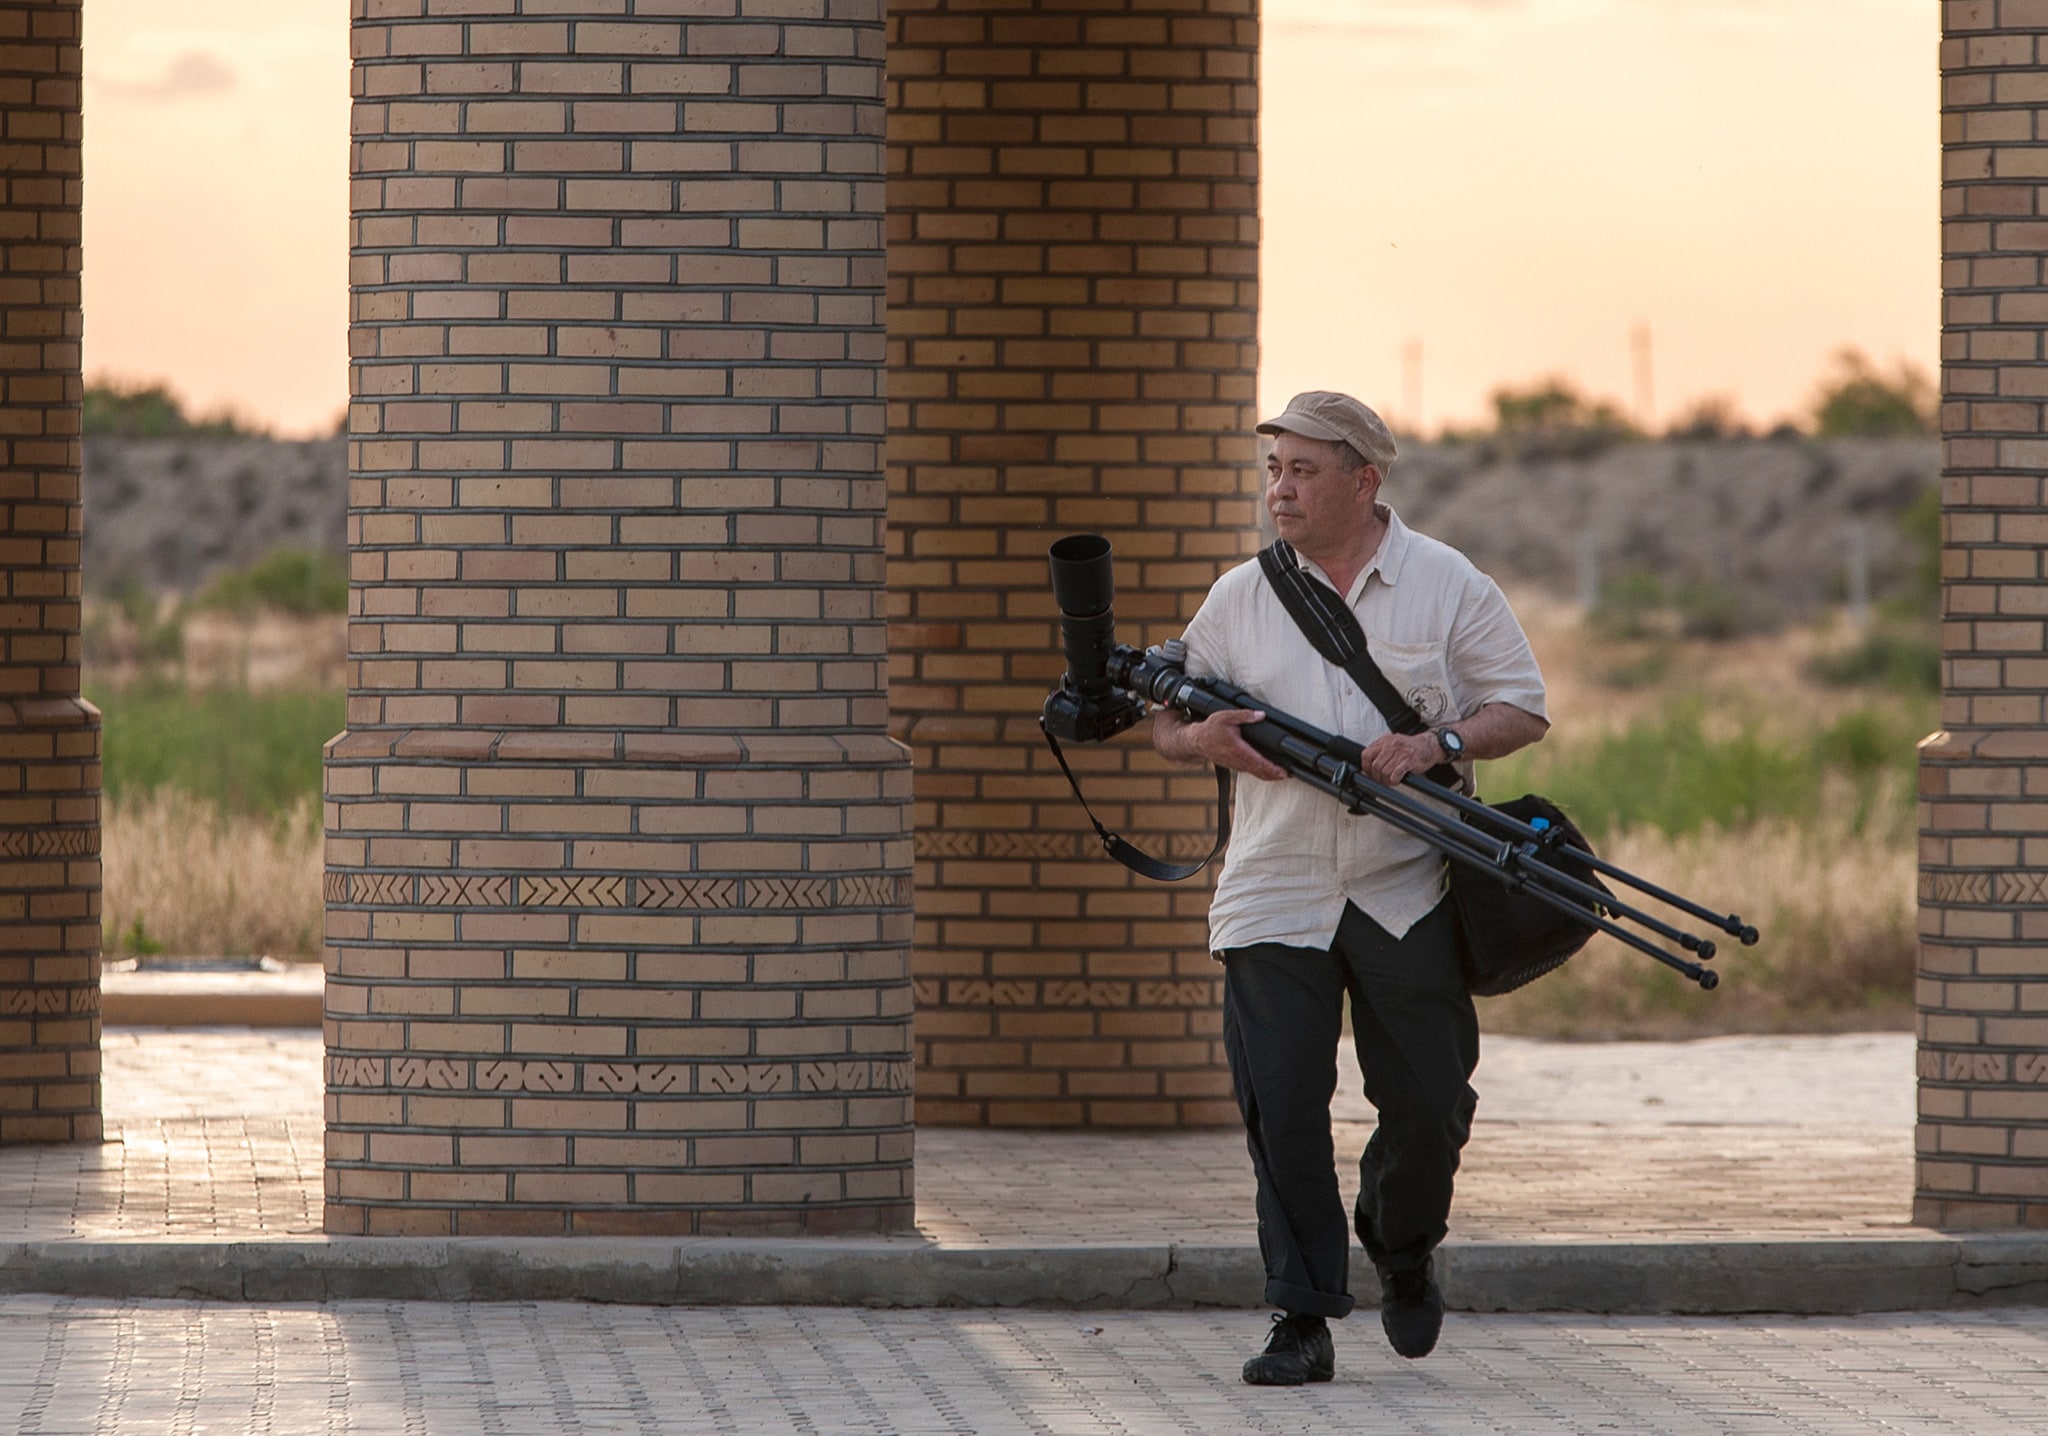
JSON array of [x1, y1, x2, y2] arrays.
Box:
[[1241, 1312, 1335, 1386], [1379, 1261, 1444, 1359]]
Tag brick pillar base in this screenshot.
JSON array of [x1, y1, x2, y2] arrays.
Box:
[[1916, 3, 2048, 1229], [886, 0, 1258, 1126], [328, 2, 911, 1235], [0, 0, 100, 1147]]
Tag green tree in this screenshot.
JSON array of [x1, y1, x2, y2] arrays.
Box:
[[1810, 349, 1935, 438]]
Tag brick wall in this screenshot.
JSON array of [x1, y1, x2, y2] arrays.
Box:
[[328, 0, 912, 1235], [1917, 0, 2048, 1228], [0, 0, 100, 1147], [885, 0, 1258, 1126]]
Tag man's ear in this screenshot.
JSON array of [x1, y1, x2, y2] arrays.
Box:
[[1358, 463, 1383, 502]]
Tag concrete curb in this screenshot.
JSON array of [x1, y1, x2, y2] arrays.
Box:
[[4, 1235, 2046, 1313], [101, 971, 322, 1029]]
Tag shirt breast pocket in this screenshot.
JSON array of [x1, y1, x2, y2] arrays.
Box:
[[1369, 638, 1460, 726]]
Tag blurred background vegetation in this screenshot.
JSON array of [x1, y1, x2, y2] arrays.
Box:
[[83, 377, 271, 440], [87, 357, 1942, 1033], [86, 542, 347, 961]]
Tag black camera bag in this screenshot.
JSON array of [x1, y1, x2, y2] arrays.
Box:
[[1443, 792, 1603, 994], [1256, 542, 1603, 995]]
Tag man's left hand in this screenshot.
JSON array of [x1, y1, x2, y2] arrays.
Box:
[[1357, 731, 1442, 787]]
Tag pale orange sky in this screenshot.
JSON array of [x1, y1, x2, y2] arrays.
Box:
[[82, 0, 1938, 439]]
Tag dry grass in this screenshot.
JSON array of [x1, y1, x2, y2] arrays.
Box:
[[102, 789, 324, 960], [1476, 598, 1925, 1036], [1481, 798, 1917, 1038], [84, 593, 1927, 1032], [1506, 585, 1920, 740], [86, 602, 348, 690]]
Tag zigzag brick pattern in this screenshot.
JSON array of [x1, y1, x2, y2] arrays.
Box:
[[1918, 0, 2048, 1229], [0, 0, 101, 1148], [885, 0, 1257, 1128], [328, 1, 912, 1237]]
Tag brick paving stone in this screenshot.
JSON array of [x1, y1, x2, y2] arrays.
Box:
[[0, 1297, 2044, 1434], [0, 1029, 1920, 1245]]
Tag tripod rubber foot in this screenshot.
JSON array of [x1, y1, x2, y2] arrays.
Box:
[[1697, 970, 1720, 991]]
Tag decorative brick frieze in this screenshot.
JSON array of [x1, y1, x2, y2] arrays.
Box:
[[1918, 0, 2048, 1228], [0, 0, 100, 1148], [331, 1, 911, 1237], [885, 0, 1258, 1127], [333, 869, 913, 911]]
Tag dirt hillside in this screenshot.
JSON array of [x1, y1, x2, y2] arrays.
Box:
[[84, 433, 1939, 608]]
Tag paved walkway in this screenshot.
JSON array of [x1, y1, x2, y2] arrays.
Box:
[[11, 1027, 2045, 1434], [3, 1296, 2045, 1434], [0, 1028, 1916, 1246]]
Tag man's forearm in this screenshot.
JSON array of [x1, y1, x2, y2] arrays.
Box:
[[1442, 702, 1547, 763], [1151, 708, 1204, 767]]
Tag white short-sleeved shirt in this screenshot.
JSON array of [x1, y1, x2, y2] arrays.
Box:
[[1180, 506, 1548, 953]]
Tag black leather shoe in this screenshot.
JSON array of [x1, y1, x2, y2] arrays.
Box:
[[1241, 1312, 1335, 1386], [1380, 1261, 1444, 1359]]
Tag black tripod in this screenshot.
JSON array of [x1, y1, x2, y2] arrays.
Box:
[[1149, 649, 1754, 987], [1038, 536, 1757, 990]]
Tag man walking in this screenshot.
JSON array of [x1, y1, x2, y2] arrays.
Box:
[[1152, 391, 1549, 1384]]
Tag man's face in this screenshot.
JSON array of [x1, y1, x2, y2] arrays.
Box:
[[1265, 431, 1378, 557]]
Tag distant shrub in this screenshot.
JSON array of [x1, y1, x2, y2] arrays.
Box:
[[1673, 578, 1781, 640], [83, 378, 265, 439], [1588, 572, 1778, 643], [1897, 483, 1941, 611], [101, 579, 185, 670], [197, 549, 349, 617], [1596, 647, 1673, 691], [1589, 570, 1669, 640], [1810, 349, 1935, 438], [1663, 394, 1751, 440], [1487, 376, 1639, 457], [1807, 629, 1940, 693]]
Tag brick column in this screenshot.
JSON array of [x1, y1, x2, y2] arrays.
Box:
[[329, 3, 911, 1236], [0, 0, 100, 1147], [1917, 0, 2048, 1228], [886, 0, 1257, 1126]]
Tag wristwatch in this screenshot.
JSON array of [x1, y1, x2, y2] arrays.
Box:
[[1433, 728, 1465, 761]]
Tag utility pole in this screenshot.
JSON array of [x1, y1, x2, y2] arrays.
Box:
[[1402, 339, 1423, 437], [1631, 321, 1655, 433]]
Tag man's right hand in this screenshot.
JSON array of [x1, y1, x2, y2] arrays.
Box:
[[1154, 707, 1289, 781]]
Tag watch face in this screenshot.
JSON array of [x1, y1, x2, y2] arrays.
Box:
[[1438, 729, 1464, 758]]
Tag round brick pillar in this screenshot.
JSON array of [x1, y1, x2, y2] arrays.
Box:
[[1917, 2, 2048, 1229], [886, 0, 1258, 1126], [0, 0, 101, 1148], [328, 4, 912, 1236]]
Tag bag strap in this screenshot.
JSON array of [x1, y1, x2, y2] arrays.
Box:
[[1256, 541, 1459, 783], [1041, 724, 1233, 882]]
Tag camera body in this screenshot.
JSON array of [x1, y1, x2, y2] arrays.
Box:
[[1041, 672, 1147, 744]]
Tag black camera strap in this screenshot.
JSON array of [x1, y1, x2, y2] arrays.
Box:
[[1256, 541, 1461, 786], [1041, 725, 1232, 882]]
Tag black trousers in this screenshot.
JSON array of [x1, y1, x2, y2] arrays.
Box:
[[1220, 898, 1478, 1319]]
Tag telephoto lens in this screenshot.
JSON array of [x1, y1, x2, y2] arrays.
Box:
[[1048, 534, 1118, 701], [1048, 533, 1115, 619]]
